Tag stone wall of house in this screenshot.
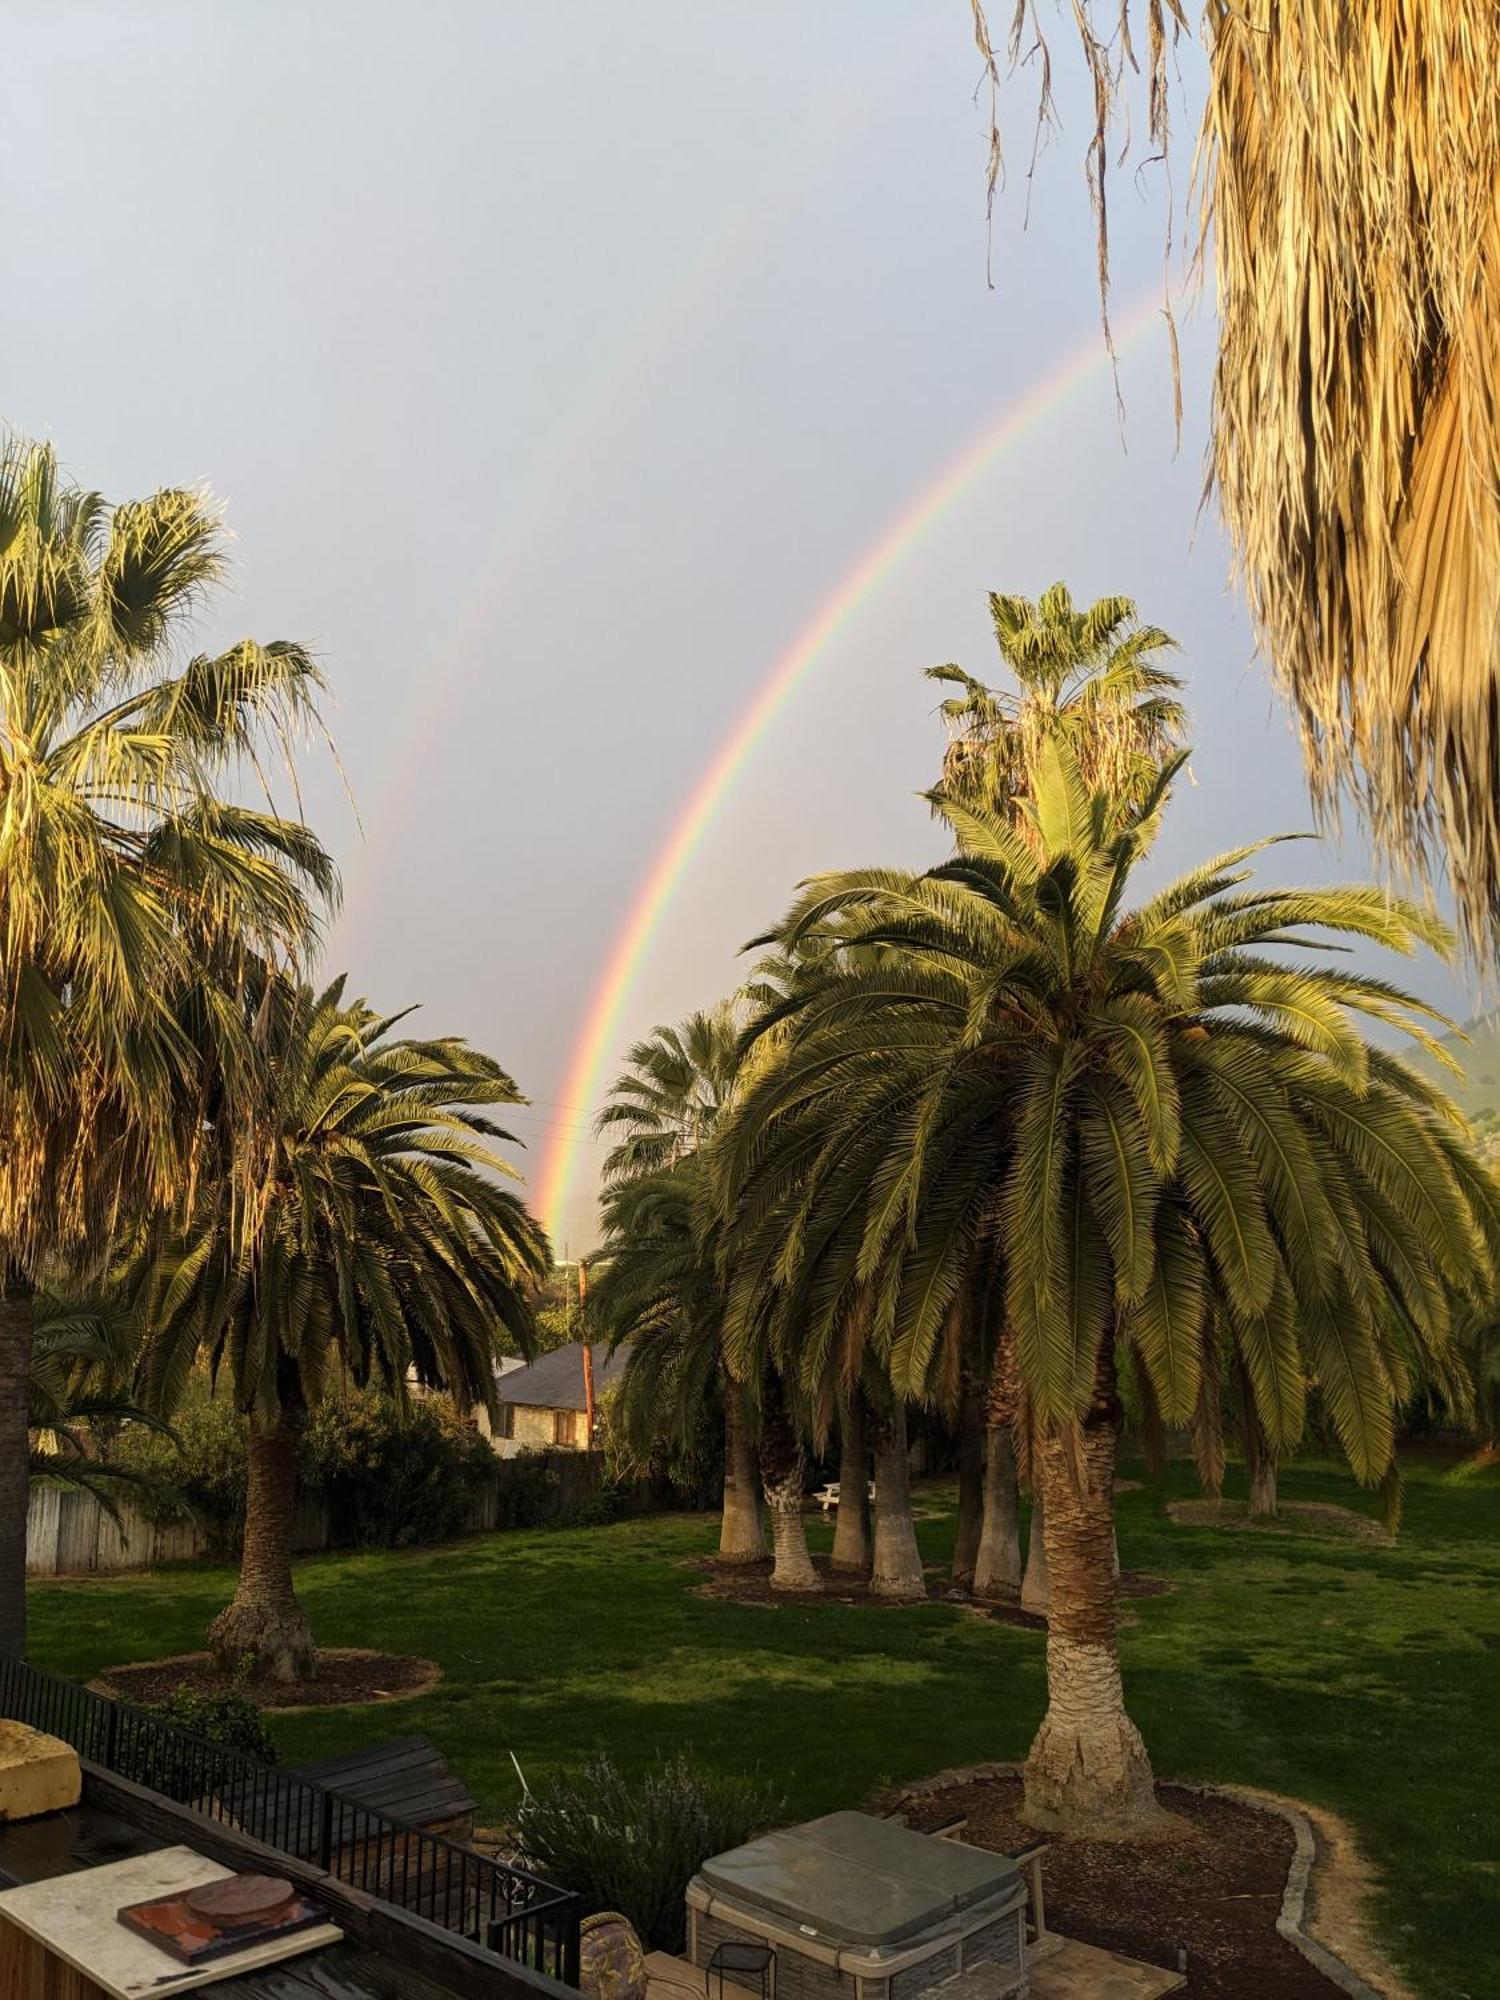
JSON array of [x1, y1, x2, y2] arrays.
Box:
[[490, 1402, 584, 1456]]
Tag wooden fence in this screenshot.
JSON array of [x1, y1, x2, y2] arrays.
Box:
[[25, 1449, 629, 1577]]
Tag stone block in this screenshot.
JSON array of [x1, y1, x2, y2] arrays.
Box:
[[0, 1720, 82, 1822]]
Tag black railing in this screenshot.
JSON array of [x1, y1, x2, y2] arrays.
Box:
[[0, 1656, 579, 1986]]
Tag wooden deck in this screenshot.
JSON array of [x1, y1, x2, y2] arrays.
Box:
[[289, 1737, 477, 1838], [645, 1938, 1184, 2000]]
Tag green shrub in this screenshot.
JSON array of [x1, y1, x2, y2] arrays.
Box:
[[517, 1755, 783, 1951], [119, 1658, 279, 1803], [152, 1662, 279, 1767], [301, 1390, 496, 1549], [113, 1394, 248, 1555], [114, 1384, 497, 1554], [597, 1386, 720, 1512]]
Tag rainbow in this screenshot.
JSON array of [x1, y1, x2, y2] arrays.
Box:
[[538, 292, 1168, 1245], [330, 77, 890, 963]]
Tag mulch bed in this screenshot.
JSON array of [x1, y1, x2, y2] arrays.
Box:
[[1167, 1498, 1393, 1545], [687, 1555, 1169, 1623], [92, 1649, 441, 1712], [885, 1774, 1345, 1999]]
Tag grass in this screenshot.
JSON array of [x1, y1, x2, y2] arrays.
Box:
[[27, 1453, 1500, 1999]]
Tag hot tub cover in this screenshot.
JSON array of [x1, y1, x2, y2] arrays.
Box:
[[696, 1811, 1023, 1949]]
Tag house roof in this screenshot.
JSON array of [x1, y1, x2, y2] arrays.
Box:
[[493, 1340, 631, 1410]]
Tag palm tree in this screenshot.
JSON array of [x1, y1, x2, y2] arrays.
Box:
[[0, 438, 335, 1656], [596, 1005, 767, 1566], [971, 5, 1500, 954], [131, 977, 548, 1681], [598, 1008, 743, 1182], [717, 729, 1498, 1833], [28, 1294, 173, 1520], [928, 584, 1184, 818], [929, 585, 1185, 1599], [828, 1389, 872, 1574], [590, 1165, 765, 1564]]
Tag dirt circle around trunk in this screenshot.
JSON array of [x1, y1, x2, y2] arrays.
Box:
[[876, 1766, 1408, 1999], [687, 1554, 1170, 1622], [90, 1648, 442, 1713], [1166, 1497, 1393, 1545]]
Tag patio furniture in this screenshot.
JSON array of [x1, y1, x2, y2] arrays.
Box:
[[706, 1937, 776, 2000], [580, 1908, 649, 2000]]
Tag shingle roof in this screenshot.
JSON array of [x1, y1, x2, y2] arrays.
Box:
[[493, 1340, 632, 1411]]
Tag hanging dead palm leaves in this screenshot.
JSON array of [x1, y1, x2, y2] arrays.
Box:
[[972, 2, 1500, 956]]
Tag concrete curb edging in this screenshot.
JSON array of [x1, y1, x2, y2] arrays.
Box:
[[1178, 1784, 1388, 2000], [887, 1763, 1402, 2000]]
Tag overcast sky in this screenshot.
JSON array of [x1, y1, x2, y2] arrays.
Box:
[[4, 5, 1473, 1251]]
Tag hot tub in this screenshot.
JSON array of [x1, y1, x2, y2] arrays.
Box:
[[686, 1812, 1028, 2000]]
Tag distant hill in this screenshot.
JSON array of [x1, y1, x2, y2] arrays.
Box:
[[1409, 1011, 1500, 1126]]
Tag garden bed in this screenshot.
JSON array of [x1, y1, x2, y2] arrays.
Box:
[[1166, 1499, 1392, 1545], [688, 1555, 1168, 1624], [883, 1772, 1349, 1999], [92, 1648, 441, 1712]]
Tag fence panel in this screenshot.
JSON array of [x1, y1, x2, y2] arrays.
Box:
[[28, 1448, 649, 1576]]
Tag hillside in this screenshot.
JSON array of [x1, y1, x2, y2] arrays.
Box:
[[1409, 1011, 1500, 1125]]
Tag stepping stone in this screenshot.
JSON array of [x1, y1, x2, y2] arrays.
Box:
[[1028, 1936, 1185, 1998]]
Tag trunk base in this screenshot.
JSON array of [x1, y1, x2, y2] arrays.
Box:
[[718, 1497, 768, 1565], [208, 1595, 316, 1686], [765, 1486, 821, 1593], [869, 1569, 927, 1602], [1248, 1464, 1278, 1522], [830, 1397, 872, 1577], [973, 1428, 1022, 1602], [720, 1382, 768, 1565], [1022, 1637, 1170, 1838], [870, 1406, 926, 1601]]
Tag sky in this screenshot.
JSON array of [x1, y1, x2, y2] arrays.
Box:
[[3, 4, 1474, 1252]]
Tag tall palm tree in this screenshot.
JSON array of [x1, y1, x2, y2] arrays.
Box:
[[971, 4, 1500, 954], [131, 978, 548, 1681], [717, 729, 1497, 1833], [0, 438, 335, 1656], [929, 586, 1185, 1597], [589, 1165, 765, 1564], [596, 1005, 767, 1566], [928, 584, 1184, 819], [597, 1008, 743, 1183]]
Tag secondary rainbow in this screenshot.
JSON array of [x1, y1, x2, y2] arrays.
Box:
[[538, 292, 1167, 1245]]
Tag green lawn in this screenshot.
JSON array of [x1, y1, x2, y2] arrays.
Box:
[[27, 1456, 1500, 1999]]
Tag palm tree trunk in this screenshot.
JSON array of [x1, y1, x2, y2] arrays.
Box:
[[1022, 1341, 1159, 1835], [870, 1403, 926, 1601], [952, 1368, 985, 1592], [1248, 1453, 1278, 1521], [718, 1377, 766, 1564], [973, 1425, 1022, 1601], [1020, 1492, 1050, 1615], [0, 1267, 35, 1658], [758, 1374, 819, 1592], [830, 1390, 871, 1574], [1241, 1388, 1278, 1521], [207, 1409, 315, 1683]]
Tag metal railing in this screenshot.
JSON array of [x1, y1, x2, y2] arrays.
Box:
[[0, 1655, 579, 1985]]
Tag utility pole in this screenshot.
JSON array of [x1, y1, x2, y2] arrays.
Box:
[[579, 1259, 595, 1448]]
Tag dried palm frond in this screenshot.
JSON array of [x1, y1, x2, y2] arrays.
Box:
[[1202, 0, 1500, 956], [969, 1, 1500, 956]]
